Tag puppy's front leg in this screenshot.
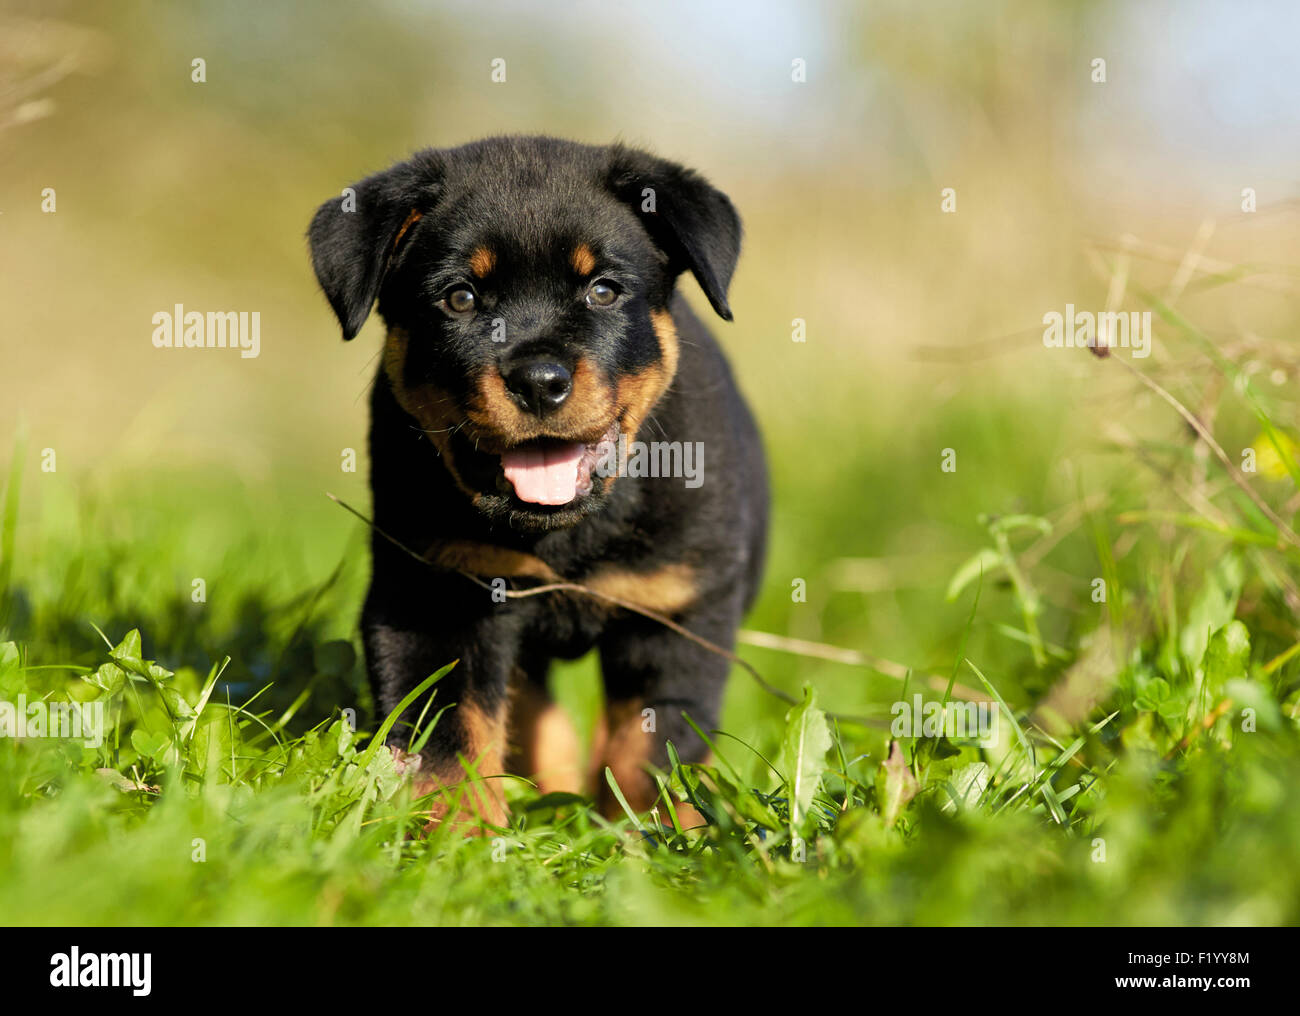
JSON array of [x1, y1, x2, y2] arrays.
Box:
[[594, 594, 744, 824], [362, 559, 516, 829]]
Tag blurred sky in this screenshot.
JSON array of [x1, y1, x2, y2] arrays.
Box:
[[1084, 0, 1300, 199], [374, 0, 1300, 198]]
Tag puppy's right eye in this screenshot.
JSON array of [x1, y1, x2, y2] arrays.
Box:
[[441, 287, 477, 315]]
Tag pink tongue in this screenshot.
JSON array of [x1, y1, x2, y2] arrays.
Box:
[[501, 443, 586, 505]]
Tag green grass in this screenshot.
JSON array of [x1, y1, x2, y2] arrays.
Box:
[[2, 337, 1299, 926]]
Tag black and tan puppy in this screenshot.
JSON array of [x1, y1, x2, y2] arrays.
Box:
[[308, 136, 767, 825]]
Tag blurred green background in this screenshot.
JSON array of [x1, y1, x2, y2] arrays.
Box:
[[2, 0, 1299, 925]]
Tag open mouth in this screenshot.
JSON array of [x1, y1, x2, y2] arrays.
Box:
[[498, 423, 618, 506]]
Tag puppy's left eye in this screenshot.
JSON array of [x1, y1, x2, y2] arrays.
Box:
[[585, 280, 619, 308], [439, 287, 477, 315]]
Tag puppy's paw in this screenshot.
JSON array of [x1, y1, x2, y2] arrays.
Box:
[[390, 745, 508, 836]]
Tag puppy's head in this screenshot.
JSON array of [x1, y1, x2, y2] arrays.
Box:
[[308, 136, 740, 531]]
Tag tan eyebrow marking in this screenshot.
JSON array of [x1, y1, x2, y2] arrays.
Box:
[[570, 243, 596, 276], [469, 247, 495, 277]]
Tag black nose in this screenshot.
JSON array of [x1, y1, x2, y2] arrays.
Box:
[[504, 360, 572, 416]]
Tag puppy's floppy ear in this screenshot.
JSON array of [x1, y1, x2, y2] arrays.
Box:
[[307, 151, 443, 340], [606, 145, 742, 321]]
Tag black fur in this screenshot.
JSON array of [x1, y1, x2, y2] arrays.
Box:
[[308, 136, 767, 816]]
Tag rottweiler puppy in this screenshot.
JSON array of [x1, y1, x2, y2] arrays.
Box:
[[308, 136, 767, 826]]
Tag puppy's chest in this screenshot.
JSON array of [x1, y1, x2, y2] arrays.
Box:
[[518, 588, 613, 660], [514, 552, 701, 661]]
